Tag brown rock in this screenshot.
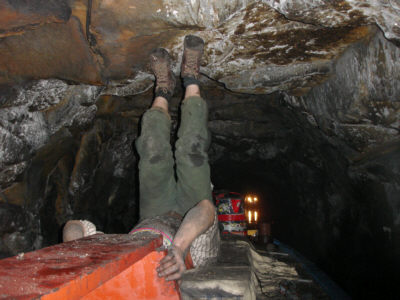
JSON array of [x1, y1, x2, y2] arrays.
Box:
[[1, 183, 25, 206], [90, 0, 181, 80], [69, 0, 89, 39], [0, 0, 71, 37], [0, 17, 102, 84], [50, 154, 75, 225], [69, 126, 102, 212]]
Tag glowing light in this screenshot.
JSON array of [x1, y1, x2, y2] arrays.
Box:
[[255, 211, 258, 222], [254, 197, 257, 202], [248, 211, 252, 223], [247, 197, 252, 203]]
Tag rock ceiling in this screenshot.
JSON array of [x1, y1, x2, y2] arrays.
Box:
[[0, 0, 399, 187], [0, 0, 399, 94]]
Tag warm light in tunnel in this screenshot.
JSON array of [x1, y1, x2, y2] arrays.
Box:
[[246, 195, 259, 203], [246, 210, 259, 224]]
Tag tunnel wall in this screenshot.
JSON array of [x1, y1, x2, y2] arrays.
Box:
[[0, 26, 399, 299]]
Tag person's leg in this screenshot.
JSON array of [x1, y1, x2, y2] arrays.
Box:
[[175, 35, 212, 215], [135, 48, 177, 219]]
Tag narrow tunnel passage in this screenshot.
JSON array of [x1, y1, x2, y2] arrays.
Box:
[[1, 81, 398, 298], [1, 1, 400, 299]]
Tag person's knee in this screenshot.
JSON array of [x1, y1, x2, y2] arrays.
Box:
[[137, 135, 170, 163], [176, 134, 209, 167]]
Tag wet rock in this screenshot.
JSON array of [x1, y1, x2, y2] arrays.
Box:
[[0, 106, 48, 172], [200, 4, 372, 94], [1, 231, 42, 257], [284, 29, 400, 153], [40, 154, 75, 246], [0, 17, 102, 84], [0, 0, 396, 92], [349, 141, 400, 228], [0, 0, 71, 36], [0, 203, 37, 257], [88, 0, 374, 94], [263, 0, 400, 43], [0, 80, 102, 189], [89, 0, 178, 80], [1, 182, 25, 206], [0, 203, 29, 233], [202, 82, 399, 298], [103, 72, 154, 97], [0, 162, 27, 188], [68, 115, 139, 233]]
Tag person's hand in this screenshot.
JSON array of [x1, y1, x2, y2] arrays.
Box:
[[157, 244, 186, 281]]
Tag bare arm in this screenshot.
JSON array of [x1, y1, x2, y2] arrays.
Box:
[[157, 199, 215, 281]]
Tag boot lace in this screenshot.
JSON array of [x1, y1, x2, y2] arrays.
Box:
[[153, 57, 170, 92], [184, 48, 199, 76]]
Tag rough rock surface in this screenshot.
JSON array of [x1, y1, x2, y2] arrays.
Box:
[[181, 237, 329, 299], [0, 0, 71, 37], [205, 85, 399, 299], [284, 29, 400, 153], [263, 0, 400, 42], [0, 0, 399, 91], [0, 0, 399, 299], [1, 78, 398, 297], [0, 17, 102, 85], [0, 80, 101, 189]]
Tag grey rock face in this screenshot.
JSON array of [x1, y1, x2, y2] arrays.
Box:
[[89, 0, 398, 95], [0, 107, 48, 182], [285, 29, 400, 153], [262, 0, 400, 42], [1, 0, 397, 93], [205, 86, 399, 298], [0, 78, 398, 297], [0, 202, 38, 257], [0, 80, 102, 189], [140, 2, 374, 95]]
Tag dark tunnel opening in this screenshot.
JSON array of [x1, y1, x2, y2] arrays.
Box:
[[210, 141, 399, 300], [0, 78, 398, 299], [0, 81, 399, 299]]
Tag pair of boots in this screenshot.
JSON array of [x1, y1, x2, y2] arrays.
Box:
[[150, 35, 204, 101]]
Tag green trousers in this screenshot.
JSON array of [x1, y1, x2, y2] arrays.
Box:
[[136, 96, 212, 219]]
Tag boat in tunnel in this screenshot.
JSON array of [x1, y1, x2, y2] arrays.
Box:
[[0, 0, 399, 299]]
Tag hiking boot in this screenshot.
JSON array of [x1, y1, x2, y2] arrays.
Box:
[[149, 48, 176, 101], [181, 35, 204, 87]]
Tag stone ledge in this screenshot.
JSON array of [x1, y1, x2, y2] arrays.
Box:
[[180, 236, 330, 299]]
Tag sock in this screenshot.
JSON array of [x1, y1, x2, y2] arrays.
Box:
[[155, 88, 173, 102], [183, 77, 200, 88]]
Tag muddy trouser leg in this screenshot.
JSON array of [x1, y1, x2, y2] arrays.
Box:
[[135, 108, 177, 219], [175, 96, 212, 216]]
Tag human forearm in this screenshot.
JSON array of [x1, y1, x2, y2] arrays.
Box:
[[172, 199, 215, 253], [157, 199, 215, 281]]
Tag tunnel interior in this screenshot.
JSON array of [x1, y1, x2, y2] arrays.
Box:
[[1, 1, 400, 299]]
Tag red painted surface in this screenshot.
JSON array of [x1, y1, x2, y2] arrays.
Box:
[[84, 251, 179, 300], [0, 233, 180, 300], [218, 214, 246, 221]]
